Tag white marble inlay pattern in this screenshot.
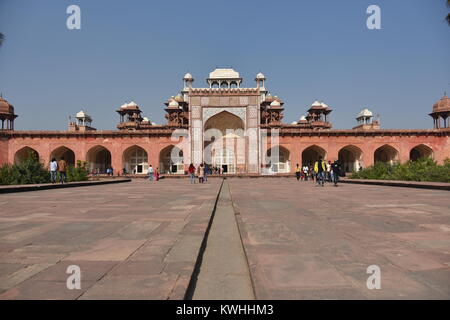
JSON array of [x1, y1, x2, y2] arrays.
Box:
[[239, 96, 249, 105], [203, 107, 246, 123], [191, 106, 201, 119], [201, 97, 209, 106], [248, 105, 258, 118]]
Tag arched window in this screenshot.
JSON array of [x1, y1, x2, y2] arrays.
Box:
[[159, 145, 184, 174], [123, 146, 148, 174], [266, 146, 290, 173]]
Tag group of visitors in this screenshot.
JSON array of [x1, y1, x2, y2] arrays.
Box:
[[188, 162, 209, 184], [295, 157, 342, 187], [91, 167, 114, 176], [49, 157, 68, 184], [148, 165, 160, 181], [209, 166, 223, 175]]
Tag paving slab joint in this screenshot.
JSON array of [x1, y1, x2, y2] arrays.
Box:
[[183, 179, 225, 300], [228, 181, 258, 300]]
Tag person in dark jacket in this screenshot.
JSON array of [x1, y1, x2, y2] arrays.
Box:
[[331, 160, 341, 186]]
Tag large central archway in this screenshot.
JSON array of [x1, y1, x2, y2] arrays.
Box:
[[302, 145, 326, 167], [338, 145, 363, 172], [160, 145, 184, 174], [204, 111, 245, 173], [123, 146, 148, 174], [374, 144, 398, 165], [86, 145, 112, 174]]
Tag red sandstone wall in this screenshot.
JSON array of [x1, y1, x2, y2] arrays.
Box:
[[5, 134, 189, 172], [0, 137, 9, 166], [3, 132, 450, 173], [265, 134, 450, 172]]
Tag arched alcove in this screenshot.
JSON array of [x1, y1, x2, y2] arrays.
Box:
[[159, 145, 184, 174], [266, 146, 290, 173], [50, 146, 75, 166], [302, 145, 327, 167], [338, 145, 363, 172], [410, 144, 433, 161], [374, 144, 399, 165], [86, 145, 112, 174], [14, 147, 40, 164]]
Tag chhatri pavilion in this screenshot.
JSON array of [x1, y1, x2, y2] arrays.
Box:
[[0, 68, 449, 175]]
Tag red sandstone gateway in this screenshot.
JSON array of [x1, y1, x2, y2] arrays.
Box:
[[0, 69, 449, 175]]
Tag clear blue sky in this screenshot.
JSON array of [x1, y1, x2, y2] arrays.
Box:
[[0, 0, 449, 130]]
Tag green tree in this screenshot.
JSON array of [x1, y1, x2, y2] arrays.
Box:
[[0, 151, 50, 185]]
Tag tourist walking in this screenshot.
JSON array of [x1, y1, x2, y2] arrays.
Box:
[[57, 157, 67, 184], [155, 167, 160, 181], [314, 156, 326, 187], [198, 163, 205, 184], [309, 165, 315, 181], [188, 163, 196, 183], [295, 163, 301, 181], [326, 161, 332, 182], [148, 165, 154, 181], [331, 160, 341, 186], [302, 165, 309, 181], [50, 158, 58, 184], [204, 163, 209, 182]]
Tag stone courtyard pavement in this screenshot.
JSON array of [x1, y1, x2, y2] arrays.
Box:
[[229, 179, 450, 299], [0, 177, 449, 299], [0, 179, 221, 299]]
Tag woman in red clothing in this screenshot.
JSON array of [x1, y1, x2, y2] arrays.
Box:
[[188, 163, 196, 184]]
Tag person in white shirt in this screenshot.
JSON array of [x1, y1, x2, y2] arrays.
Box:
[[148, 165, 154, 181], [326, 161, 332, 182], [49, 158, 58, 184], [303, 165, 309, 181]]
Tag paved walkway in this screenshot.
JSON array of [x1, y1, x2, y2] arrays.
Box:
[[192, 180, 255, 300], [229, 178, 450, 299], [340, 178, 450, 190], [0, 179, 221, 299], [1, 177, 449, 299]]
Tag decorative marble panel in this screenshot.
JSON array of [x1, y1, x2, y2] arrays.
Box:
[[249, 96, 257, 105], [202, 107, 246, 124], [248, 118, 258, 127], [220, 96, 229, 106], [230, 96, 239, 106], [201, 97, 209, 106], [193, 119, 202, 129], [210, 97, 220, 106], [190, 97, 201, 105], [191, 106, 201, 119], [239, 96, 249, 105], [248, 105, 258, 119]]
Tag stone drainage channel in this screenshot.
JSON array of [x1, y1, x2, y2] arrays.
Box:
[[185, 179, 255, 300]]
